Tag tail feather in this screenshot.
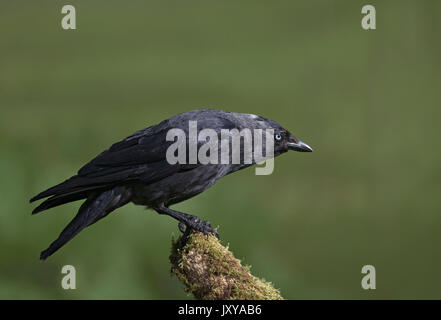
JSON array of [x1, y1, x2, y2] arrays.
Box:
[[30, 175, 111, 214], [30, 175, 115, 203], [30, 176, 80, 203], [32, 191, 89, 215], [40, 186, 131, 260]]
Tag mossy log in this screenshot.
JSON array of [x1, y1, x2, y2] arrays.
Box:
[[170, 231, 283, 300]]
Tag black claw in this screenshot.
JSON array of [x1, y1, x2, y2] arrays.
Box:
[[178, 223, 192, 245], [178, 221, 187, 233]]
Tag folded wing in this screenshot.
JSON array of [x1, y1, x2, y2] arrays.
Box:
[[30, 126, 179, 213]]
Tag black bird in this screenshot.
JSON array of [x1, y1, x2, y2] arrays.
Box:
[[30, 109, 312, 259]]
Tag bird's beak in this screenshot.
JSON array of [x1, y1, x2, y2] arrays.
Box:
[[287, 140, 313, 152]]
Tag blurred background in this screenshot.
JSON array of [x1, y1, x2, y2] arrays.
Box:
[[1, 0, 440, 299]]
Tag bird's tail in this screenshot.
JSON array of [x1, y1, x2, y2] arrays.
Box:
[[40, 186, 131, 260], [30, 175, 111, 214]]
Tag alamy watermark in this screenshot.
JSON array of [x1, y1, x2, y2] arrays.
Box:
[[165, 121, 275, 175], [361, 265, 376, 290], [61, 265, 76, 289]]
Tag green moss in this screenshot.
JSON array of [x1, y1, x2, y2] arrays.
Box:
[[170, 231, 283, 300]]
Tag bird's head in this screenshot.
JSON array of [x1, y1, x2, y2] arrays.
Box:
[[239, 112, 313, 156]]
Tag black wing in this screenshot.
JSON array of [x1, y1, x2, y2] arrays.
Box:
[[30, 123, 181, 213]]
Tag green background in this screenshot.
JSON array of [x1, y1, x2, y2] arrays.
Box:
[[1, 0, 440, 299]]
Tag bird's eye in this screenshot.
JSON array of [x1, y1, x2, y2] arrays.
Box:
[[275, 134, 282, 141]]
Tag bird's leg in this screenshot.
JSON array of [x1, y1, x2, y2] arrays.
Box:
[[155, 204, 219, 239]]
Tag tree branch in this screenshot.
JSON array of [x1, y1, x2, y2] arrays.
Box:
[[170, 231, 283, 300]]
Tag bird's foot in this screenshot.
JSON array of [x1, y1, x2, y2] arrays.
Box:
[[194, 219, 219, 239], [178, 217, 219, 239]]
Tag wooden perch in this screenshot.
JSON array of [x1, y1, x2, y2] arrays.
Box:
[[170, 231, 283, 300]]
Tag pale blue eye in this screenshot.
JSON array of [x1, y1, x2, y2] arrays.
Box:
[[275, 134, 282, 141]]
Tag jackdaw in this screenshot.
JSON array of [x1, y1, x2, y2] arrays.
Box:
[[30, 109, 313, 259]]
